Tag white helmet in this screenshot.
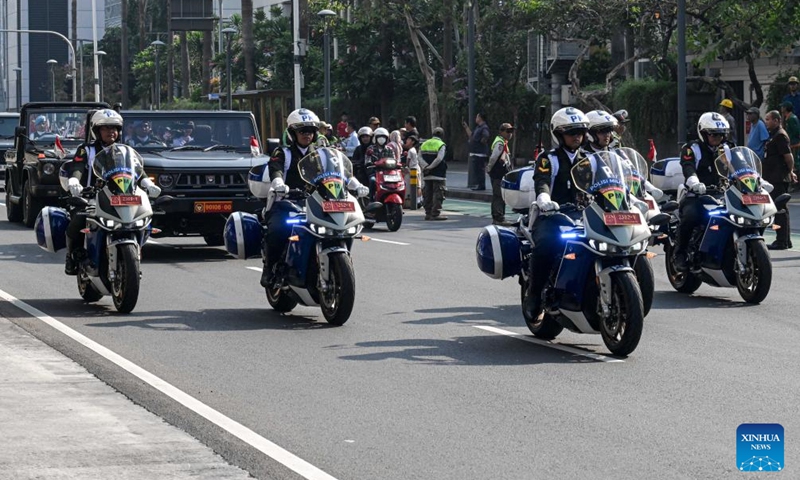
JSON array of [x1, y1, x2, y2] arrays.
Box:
[[550, 107, 589, 148], [586, 110, 618, 145], [696, 112, 729, 142], [91, 109, 123, 138], [357, 126, 374, 137], [286, 108, 319, 143], [373, 127, 389, 145]]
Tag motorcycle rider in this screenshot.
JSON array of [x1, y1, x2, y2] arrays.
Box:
[[63, 109, 161, 275], [260, 108, 369, 288], [673, 112, 734, 271], [351, 126, 374, 187], [524, 107, 591, 318], [366, 127, 394, 200]]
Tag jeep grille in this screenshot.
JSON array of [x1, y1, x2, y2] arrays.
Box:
[[176, 172, 247, 189]]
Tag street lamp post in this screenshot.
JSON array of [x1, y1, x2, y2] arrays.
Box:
[[151, 40, 165, 109], [95, 50, 106, 102], [222, 27, 237, 110], [317, 9, 336, 124], [13, 67, 22, 111], [47, 59, 58, 101]]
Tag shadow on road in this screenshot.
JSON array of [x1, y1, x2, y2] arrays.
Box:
[[142, 242, 232, 264], [653, 290, 760, 310], [403, 305, 523, 327]]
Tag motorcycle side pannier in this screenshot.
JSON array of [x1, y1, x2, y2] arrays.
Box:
[[476, 225, 522, 279], [650, 157, 685, 193], [34, 207, 69, 253], [501, 166, 536, 210], [223, 212, 263, 259]]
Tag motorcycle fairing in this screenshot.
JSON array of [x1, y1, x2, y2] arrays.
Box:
[[583, 203, 651, 247], [96, 187, 153, 225], [553, 241, 595, 311], [306, 192, 364, 230], [724, 188, 777, 221]]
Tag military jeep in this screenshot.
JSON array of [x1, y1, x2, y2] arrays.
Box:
[[4, 102, 110, 227]]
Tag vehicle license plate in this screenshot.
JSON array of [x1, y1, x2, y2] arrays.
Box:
[[741, 194, 770, 205], [322, 201, 355, 213], [193, 201, 233, 213], [110, 195, 142, 206], [384, 174, 402, 182], [603, 212, 640, 226]]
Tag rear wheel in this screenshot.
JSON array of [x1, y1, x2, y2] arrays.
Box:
[[320, 253, 356, 325], [77, 271, 103, 302], [664, 242, 702, 294], [522, 278, 563, 339], [386, 203, 403, 232], [111, 244, 140, 313], [203, 234, 225, 247], [633, 255, 654, 316], [5, 184, 22, 222], [21, 179, 42, 228], [600, 272, 644, 357], [737, 239, 772, 304]]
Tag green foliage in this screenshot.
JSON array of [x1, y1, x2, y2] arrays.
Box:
[[613, 80, 676, 153], [161, 98, 217, 110], [766, 70, 800, 112]]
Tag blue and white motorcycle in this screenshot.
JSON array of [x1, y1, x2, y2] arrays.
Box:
[[224, 147, 366, 325], [35, 146, 156, 313], [662, 147, 790, 303]]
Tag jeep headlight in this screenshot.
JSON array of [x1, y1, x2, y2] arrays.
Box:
[[158, 174, 174, 188], [42, 163, 56, 175]]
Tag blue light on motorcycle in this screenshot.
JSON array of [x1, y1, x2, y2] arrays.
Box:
[[707, 209, 725, 216], [286, 218, 302, 224], [561, 232, 580, 239]]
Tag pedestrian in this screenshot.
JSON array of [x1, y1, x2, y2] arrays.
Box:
[[462, 112, 490, 190], [336, 112, 349, 139], [780, 101, 800, 173], [316, 122, 331, 147], [419, 127, 448, 220], [762, 110, 797, 250], [369, 116, 381, 130], [404, 115, 419, 138], [402, 133, 423, 207], [609, 109, 629, 149], [718, 99, 738, 145], [388, 129, 403, 162], [487, 123, 514, 225], [745, 107, 769, 158], [343, 121, 359, 159], [782, 76, 800, 116]]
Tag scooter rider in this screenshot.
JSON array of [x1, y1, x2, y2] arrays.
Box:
[[63, 109, 161, 275], [673, 112, 735, 271], [351, 126, 374, 187], [366, 127, 393, 199], [260, 108, 369, 288], [524, 107, 590, 318]]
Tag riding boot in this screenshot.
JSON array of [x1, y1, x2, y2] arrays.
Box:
[[673, 223, 693, 272], [65, 237, 78, 276], [260, 244, 283, 288], [524, 255, 551, 318]]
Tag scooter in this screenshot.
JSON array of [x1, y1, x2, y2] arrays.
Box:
[[224, 147, 366, 325], [35, 148, 157, 313], [662, 147, 790, 304], [362, 155, 405, 231]]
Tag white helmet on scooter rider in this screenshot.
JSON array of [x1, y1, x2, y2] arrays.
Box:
[[696, 112, 730, 144], [373, 127, 390, 146], [550, 107, 589, 149], [286, 108, 320, 143], [585, 110, 618, 145]]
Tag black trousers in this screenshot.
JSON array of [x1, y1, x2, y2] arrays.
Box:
[[769, 181, 792, 246], [528, 211, 582, 297], [677, 196, 708, 251], [490, 176, 505, 222], [66, 209, 87, 252]]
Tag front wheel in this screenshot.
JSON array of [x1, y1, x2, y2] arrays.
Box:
[[6, 185, 22, 222], [386, 203, 403, 232], [21, 179, 42, 228], [111, 243, 140, 313], [600, 272, 644, 357], [203, 234, 225, 247], [664, 242, 702, 294], [320, 252, 356, 325], [737, 239, 772, 304], [633, 255, 654, 316]]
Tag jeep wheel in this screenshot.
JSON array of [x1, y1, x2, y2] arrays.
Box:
[[21, 179, 42, 228], [203, 234, 225, 247], [5, 184, 22, 222]]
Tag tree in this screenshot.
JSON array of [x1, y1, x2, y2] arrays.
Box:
[[242, 0, 256, 90]]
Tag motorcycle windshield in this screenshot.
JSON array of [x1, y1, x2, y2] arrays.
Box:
[[715, 146, 763, 194], [298, 147, 354, 201], [92, 145, 145, 195], [572, 151, 630, 211], [614, 147, 648, 199]]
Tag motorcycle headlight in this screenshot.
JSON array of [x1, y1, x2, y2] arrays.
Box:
[[135, 219, 145, 227], [42, 163, 56, 175]]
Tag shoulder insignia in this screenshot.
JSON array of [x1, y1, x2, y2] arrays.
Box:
[[537, 157, 550, 173]]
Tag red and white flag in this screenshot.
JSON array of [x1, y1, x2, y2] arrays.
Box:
[[54, 135, 66, 159], [250, 136, 260, 157], [646, 138, 657, 163]]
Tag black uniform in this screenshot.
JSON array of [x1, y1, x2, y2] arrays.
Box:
[[527, 147, 588, 311]]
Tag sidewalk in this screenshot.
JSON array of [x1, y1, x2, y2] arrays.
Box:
[[0, 316, 251, 480], [444, 160, 493, 202]]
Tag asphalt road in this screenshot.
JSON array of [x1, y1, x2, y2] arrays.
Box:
[[1, 198, 799, 480]]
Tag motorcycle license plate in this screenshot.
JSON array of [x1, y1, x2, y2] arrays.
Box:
[[384, 174, 402, 182], [741, 194, 770, 205], [193, 201, 233, 213], [110, 195, 142, 206], [322, 201, 355, 213], [603, 212, 640, 226]]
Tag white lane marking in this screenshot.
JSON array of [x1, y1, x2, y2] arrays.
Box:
[[246, 266, 263, 272], [473, 325, 624, 363], [366, 237, 410, 246], [0, 288, 339, 480]]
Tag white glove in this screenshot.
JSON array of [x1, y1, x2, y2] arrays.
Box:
[[68, 177, 82, 197], [270, 177, 289, 195], [648, 186, 664, 201], [356, 186, 369, 198], [536, 193, 559, 212], [686, 175, 706, 195], [760, 179, 774, 193], [140, 178, 161, 198]]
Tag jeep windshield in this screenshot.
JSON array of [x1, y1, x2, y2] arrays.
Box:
[[122, 113, 258, 155], [26, 110, 87, 145]]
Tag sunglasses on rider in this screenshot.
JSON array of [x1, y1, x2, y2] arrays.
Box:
[[594, 127, 614, 134], [563, 128, 588, 136], [297, 127, 317, 135], [707, 132, 725, 138]]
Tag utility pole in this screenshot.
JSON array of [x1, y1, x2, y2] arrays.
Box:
[[293, 0, 301, 108], [121, 0, 128, 107], [677, 0, 687, 144], [91, 0, 100, 101]]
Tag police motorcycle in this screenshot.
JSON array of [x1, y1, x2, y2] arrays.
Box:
[[477, 151, 652, 356], [224, 147, 366, 325], [662, 147, 790, 304], [35, 145, 156, 313]]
